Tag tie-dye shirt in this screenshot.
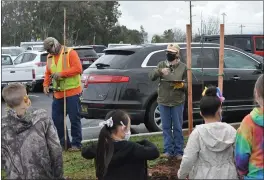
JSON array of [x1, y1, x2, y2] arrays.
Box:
[[235, 108, 264, 179]]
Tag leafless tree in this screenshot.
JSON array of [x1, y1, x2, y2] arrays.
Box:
[[173, 28, 186, 42], [201, 16, 220, 35]]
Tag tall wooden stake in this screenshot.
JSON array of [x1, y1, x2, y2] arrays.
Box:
[[63, 8, 67, 151], [218, 24, 224, 93], [186, 24, 193, 135]]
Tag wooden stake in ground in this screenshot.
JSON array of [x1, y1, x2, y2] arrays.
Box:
[[186, 24, 193, 135], [218, 24, 225, 92], [63, 8, 67, 151]]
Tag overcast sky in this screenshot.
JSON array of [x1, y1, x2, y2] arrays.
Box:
[[118, 1, 263, 41]]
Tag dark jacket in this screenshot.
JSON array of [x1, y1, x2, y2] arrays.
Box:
[[1, 108, 63, 179], [149, 60, 187, 107], [81, 139, 160, 180]]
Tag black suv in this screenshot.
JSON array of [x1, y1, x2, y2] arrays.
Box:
[[71, 46, 99, 70], [80, 43, 263, 132]]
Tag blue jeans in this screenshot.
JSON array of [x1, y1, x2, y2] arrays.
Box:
[[159, 104, 184, 156], [52, 94, 82, 148]]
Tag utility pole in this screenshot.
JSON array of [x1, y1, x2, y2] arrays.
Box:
[[239, 24, 245, 34], [221, 13, 226, 24], [221, 13, 227, 34], [189, 1, 193, 41], [200, 11, 203, 36]]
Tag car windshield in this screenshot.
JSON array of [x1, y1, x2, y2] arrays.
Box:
[[89, 50, 135, 69], [2, 48, 24, 56], [75, 48, 98, 58], [93, 46, 106, 53], [1, 55, 13, 65]]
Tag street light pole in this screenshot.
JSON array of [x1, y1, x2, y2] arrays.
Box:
[[190, 1, 192, 41]]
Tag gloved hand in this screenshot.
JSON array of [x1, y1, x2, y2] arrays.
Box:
[[174, 82, 184, 89], [51, 72, 62, 80]]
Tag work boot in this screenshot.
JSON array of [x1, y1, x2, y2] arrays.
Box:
[[175, 154, 183, 160], [68, 146, 81, 152], [160, 153, 173, 158]]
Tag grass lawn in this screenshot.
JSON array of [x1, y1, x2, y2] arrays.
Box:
[[2, 135, 188, 179]]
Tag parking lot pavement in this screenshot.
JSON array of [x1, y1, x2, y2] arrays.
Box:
[[1, 92, 149, 140]]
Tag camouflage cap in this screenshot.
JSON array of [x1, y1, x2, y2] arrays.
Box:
[[43, 37, 58, 50], [166, 43, 180, 53]]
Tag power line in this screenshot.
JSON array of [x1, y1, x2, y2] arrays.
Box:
[[239, 24, 245, 34]]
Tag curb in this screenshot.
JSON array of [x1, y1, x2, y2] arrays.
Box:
[[81, 122, 241, 143]]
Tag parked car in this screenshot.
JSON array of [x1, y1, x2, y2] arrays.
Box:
[[70, 46, 99, 70], [2, 66, 36, 94], [80, 43, 263, 132], [194, 34, 264, 56], [13, 51, 48, 91], [20, 41, 44, 51], [91, 45, 106, 57], [2, 54, 14, 68], [26, 45, 44, 51], [1, 47, 25, 60]]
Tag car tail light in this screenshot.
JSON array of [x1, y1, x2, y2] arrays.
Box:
[[84, 75, 130, 88], [32, 69, 36, 80], [35, 62, 46, 67]]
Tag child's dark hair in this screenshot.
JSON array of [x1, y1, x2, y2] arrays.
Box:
[[96, 110, 130, 179], [200, 86, 221, 117]]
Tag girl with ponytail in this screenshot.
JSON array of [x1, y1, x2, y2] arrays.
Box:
[[178, 86, 238, 179], [81, 110, 159, 180]]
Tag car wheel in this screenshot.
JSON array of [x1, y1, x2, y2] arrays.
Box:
[[145, 100, 162, 132], [32, 83, 43, 92]]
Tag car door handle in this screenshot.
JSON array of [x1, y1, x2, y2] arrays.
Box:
[[230, 76, 240, 80], [10, 71, 15, 73]]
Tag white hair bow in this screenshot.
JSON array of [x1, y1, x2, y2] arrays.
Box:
[[99, 117, 113, 128]]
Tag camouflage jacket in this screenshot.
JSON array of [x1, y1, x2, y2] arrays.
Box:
[[1, 108, 64, 179]]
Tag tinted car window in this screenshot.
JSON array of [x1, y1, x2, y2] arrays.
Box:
[[93, 46, 106, 53], [41, 53, 48, 62], [147, 51, 166, 66], [1, 55, 13, 65], [224, 49, 258, 69], [22, 53, 37, 63], [74, 48, 98, 58], [233, 37, 252, 51], [181, 48, 218, 68], [90, 50, 135, 69], [255, 37, 264, 51]]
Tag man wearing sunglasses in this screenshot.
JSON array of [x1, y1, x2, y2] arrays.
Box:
[[43, 37, 83, 151]]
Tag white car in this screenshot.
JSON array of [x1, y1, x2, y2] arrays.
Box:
[[1, 47, 25, 60], [26, 45, 45, 51], [13, 51, 48, 91]]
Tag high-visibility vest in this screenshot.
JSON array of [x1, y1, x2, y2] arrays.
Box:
[[47, 46, 81, 91]]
